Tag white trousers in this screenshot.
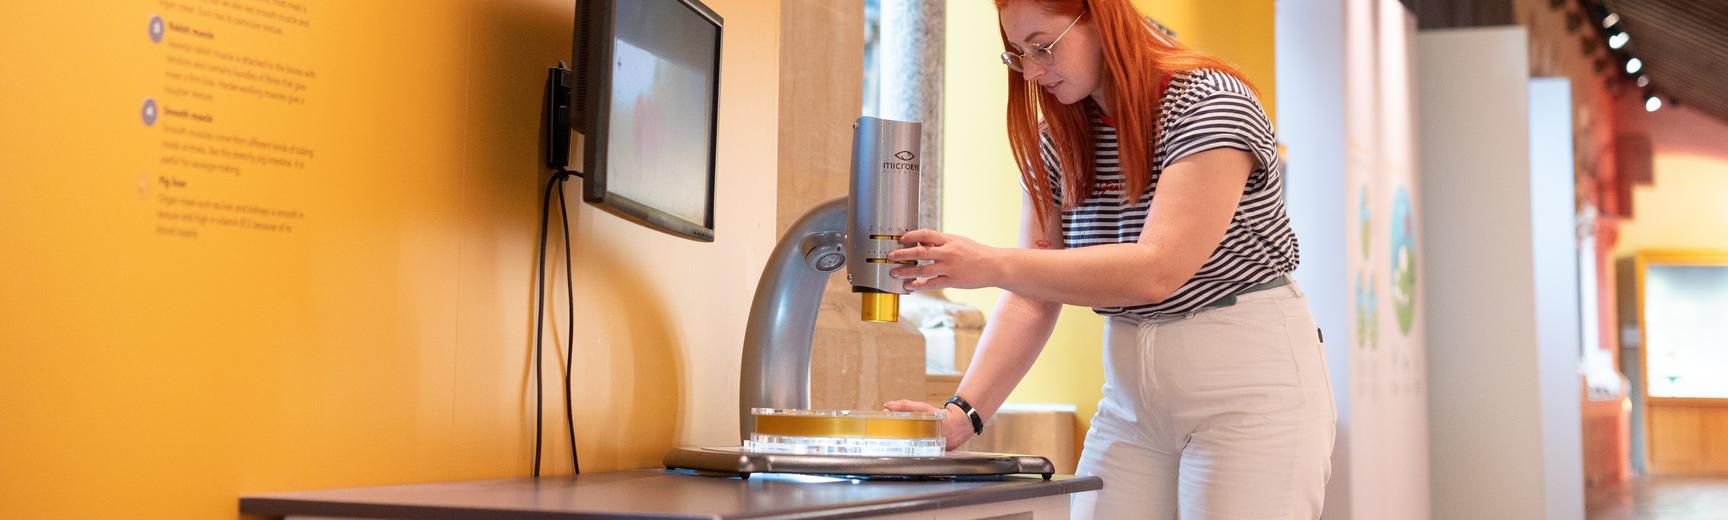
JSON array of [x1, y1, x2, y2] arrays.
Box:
[[1071, 279, 1336, 519]]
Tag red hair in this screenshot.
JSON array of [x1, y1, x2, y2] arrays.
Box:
[[996, 0, 1257, 227]]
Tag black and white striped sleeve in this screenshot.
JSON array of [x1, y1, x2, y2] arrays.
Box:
[[1157, 72, 1279, 175]]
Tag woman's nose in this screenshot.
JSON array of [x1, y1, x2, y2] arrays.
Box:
[[1022, 60, 1049, 81]]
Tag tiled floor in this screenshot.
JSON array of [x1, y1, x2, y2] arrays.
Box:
[[1587, 476, 1728, 520]]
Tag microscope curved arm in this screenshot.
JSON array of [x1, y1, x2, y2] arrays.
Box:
[[738, 197, 848, 440]]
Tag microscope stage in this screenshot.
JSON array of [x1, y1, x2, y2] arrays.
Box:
[[663, 446, 1056, 480]]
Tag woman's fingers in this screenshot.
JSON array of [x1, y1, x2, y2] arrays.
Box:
[[891, 262, 948, 279], [887, 244, 943, 263], [883, 399, 939, 413], [907, 275, 952, 291], [899, 229, 947, 247]]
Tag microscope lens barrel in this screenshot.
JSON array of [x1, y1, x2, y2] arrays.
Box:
[[847, 116, 921, 322]]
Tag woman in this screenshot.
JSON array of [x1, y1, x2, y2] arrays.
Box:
[[882, 0, 1335, 518]]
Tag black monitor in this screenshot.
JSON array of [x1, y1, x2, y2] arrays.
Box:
[[572, 0, 722, 242]]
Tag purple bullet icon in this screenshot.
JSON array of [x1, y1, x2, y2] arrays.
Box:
[[149, 15, 165, 43], [142, 98, 158, 126]]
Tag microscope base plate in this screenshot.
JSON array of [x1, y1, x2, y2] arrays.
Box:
[[662, 446, 1056, 480]]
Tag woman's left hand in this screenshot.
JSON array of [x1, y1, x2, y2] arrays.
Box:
[[886, 229, 1005, 291]]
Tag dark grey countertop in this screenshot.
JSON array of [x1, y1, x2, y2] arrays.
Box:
[[239, 469, 1101, 519]]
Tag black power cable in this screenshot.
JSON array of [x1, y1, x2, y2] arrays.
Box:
[[530, 170, 581, 477], [530, 172, 558, 477], [557, 175, 580, 475], [537, 64, 584, 478]]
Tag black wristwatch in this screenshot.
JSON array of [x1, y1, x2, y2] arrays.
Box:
[[944, 395, 985, 436]]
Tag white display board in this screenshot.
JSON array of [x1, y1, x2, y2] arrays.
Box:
[[1278, 1, 1431, 517], [1417, 27, 1584, 520]]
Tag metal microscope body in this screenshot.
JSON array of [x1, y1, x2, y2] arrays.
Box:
[[737, 116, 921, 440]]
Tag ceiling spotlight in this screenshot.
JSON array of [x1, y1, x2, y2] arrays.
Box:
[[1636, 75, 1650, 88], [1609, 32, 1630, 49], [1627, 57, 1643, 74], [1645, 95, 1662, 112], [1603, 13, 1620, 29]]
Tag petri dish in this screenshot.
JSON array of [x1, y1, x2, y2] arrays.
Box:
[[745, 408, 945, 457]]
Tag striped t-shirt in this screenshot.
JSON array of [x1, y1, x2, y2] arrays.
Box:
[[1040, 69, 1299, 320]]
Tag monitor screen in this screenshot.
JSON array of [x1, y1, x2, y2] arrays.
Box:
[[575, 0, 721, 242]]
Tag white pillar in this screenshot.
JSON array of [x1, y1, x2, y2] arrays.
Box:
[[1417, 27, 1584, 520], [879, 0, 943, 229]]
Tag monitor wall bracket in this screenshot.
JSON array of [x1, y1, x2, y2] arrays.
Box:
[[543, 63, 583, 176]]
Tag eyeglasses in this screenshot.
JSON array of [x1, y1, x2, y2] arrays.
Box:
[[1000, 10, 1086, 74]]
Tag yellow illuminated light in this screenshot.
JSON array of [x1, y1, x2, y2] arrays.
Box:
[[753, 413, 942, 439]]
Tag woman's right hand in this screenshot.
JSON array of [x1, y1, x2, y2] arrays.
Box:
[[884, 399, 976, 451]]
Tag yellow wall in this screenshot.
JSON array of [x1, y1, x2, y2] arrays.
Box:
[[942, 0, 1275, 447], [0, 0, 779, 517], [1127, 0, 1278, 119], [1615, 153, 1728, 255], [1615, 105, 1728, 257]]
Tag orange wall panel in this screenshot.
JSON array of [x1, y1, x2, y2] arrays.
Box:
[[0, 1, 781, 517]]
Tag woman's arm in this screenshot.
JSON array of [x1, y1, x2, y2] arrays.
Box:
[[887, 147, 1254, 308], [886, 193, 1064, 450]]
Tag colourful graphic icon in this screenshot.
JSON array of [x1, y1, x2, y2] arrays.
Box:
[[1356, 270, 1379, 350], [1359, 186, 1371, 259], [141, 98, 158, 126], [1390, 186, 1418, 335], [149, 15, 165, 43]]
